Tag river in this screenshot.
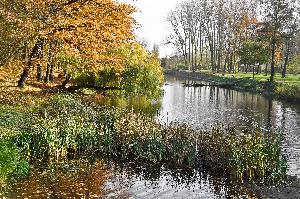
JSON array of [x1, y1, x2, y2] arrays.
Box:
[[5, 74, 300, 198], [158, 75, 300, 178]]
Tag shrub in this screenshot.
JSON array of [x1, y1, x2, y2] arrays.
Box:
[[276, 83, 300, 101], [0, 140, 30, 187]]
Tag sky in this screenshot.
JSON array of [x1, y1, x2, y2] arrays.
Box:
[[117, 0, 184, 57]]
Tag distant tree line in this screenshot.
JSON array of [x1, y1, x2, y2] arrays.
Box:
[[165, 0, 300, 81]]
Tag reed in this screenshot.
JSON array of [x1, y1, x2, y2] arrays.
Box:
[[0, 94, 287, 185]]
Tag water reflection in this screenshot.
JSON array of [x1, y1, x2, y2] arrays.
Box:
[[3, 75, 300, 198], [107, 160, 258, 199], [8, 160, 113, 199], [6, 158, 259, 199], [158, 75, 300, 178], [94, 93, 161, 116]]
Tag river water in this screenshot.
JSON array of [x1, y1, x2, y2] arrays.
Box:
[[5, 75, 300, 198], [158, 75, 300, 178]]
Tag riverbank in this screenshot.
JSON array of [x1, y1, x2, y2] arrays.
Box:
[[0, 92, 295, 197], [165, 69, 300, 103], [0, 78, 299, 198]]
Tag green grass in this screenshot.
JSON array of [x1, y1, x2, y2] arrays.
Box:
[[221, 73, 300, 84], [192, 71, 300, 102], [0, 94, 288, 186]]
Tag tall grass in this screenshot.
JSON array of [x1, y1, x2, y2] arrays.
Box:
[[0, 94, 287, 186]]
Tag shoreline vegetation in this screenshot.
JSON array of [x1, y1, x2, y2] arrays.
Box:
[[0, 64, 299, 198], [165, 69, 300, 103], [0, 93, 292, 194]]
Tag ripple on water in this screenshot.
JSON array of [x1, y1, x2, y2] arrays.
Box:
[[158, 75, 300, 178]]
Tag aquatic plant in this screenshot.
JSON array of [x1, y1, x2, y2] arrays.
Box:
[[0, 94, 287, 185]]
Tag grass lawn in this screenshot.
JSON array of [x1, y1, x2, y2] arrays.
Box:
[[220, 73, 300, 84]]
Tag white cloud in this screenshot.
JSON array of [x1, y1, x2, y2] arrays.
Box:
[[116, 0, 183, 57]]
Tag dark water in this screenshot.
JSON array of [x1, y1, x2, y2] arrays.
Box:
[[5, 75, 300, 198], [6, 159, 257, 199], [158, 75, 300, 178]]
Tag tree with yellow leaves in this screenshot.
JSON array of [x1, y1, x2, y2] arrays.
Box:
[[0, 0, 137, 87], [72, 41, 164, 98]]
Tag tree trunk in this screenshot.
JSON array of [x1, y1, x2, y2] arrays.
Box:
[[282, 53, 289, 78], [50, 63, 55, 82], [223, 53, 228, 73], [36, 64, 42, 81], [17, 65, 31, 87], [282, 41, 290, 78], [17, 39, 44, 87], [45, 63, 50, 83], [61, 74, 71, 88], [257, 64, 261, 74], [270, 37, 276, 82]]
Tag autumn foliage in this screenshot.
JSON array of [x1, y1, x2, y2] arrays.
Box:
[[0, 0, 138, 87], [73, 42, 164, 98]]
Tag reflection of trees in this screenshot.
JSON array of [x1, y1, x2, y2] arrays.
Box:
[[266, 99, 273, 131], [110, 158, 257, 198], [280, 103, 287, 131], [10, 156, 260, 198], [11, 160, 132, 199]]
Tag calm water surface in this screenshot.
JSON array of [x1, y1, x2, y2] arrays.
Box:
[[6, 75, 300, 198], [7, 160, 257, 198], [158, 75, 300, 178]]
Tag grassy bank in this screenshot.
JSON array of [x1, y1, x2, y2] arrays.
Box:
[[168, 70, 300, 102], [218, 73, 300, 102], [0, 94, 287, 188]]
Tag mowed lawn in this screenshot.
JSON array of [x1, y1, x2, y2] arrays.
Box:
[[219, 73, 300, 84]]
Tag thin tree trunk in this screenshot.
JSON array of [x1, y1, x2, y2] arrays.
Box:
[[282, 40, 290, 78], [36, 64, 42, 81], [257, 64, 261, 74], [45, 63, 50, 83], [17, 39, 44, 87], [50, 63, 55, 82], [265, 63, 269, 75], [270, 36, 276, 82]]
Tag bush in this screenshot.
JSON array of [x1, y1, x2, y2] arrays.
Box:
[[276, 83, 300, 101], [0, 140, 30, 187]]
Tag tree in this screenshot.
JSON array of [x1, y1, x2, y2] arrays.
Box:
[[239, 41, 269, 78], [72, 42, 164, 97], [259, 0, 295, 82], [281, 2, 300, 78], [152, 44, 160, 57], [0, 0, 137, 87], [166, 0, 257, 73]]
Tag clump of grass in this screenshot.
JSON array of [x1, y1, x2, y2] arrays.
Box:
[[0, 94, 287, 185]]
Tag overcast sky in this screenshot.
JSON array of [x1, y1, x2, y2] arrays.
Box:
[[117, 0, 184, 57]]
